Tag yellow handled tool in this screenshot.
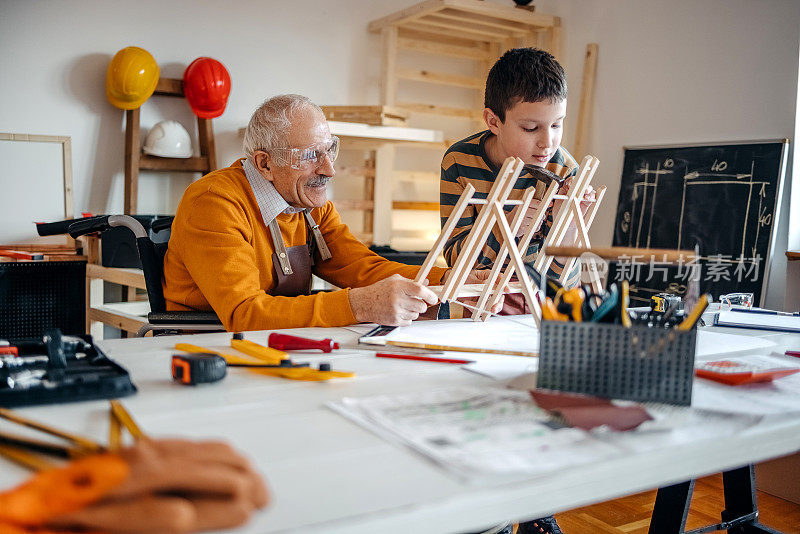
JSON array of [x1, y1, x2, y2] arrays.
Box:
[[231, 338, 287, 364], [677, 293, 710, 331]]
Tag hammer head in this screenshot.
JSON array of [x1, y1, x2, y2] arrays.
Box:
[[522, 164, 568, 200]]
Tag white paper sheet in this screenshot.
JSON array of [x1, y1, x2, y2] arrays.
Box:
[[695, 330, 777, 360], [692, 354, 800, 415], [378, 316, 538, 355]]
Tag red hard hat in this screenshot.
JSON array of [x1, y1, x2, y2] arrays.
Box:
[[183, 57, 231, 119]]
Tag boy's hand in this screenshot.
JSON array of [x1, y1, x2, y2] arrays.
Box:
[[513, 199, 546, 237]]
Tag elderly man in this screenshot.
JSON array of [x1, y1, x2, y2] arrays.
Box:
[[164, 94, 493, 331]]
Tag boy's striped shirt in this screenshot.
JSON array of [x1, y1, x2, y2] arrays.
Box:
[[440, 130, 581, 286]]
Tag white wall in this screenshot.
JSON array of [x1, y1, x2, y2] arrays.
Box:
[[2, 0, 798, 307], [0, 0, 402, 215], [535, 0, 800, 309]]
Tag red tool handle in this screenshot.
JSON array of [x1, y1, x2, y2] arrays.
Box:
[[268, 333, 339, 352]]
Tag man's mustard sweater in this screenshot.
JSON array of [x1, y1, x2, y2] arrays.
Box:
[[163, 160, 446, 331]]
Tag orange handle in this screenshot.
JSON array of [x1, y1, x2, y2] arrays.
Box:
[[0, 454, 129, 526]]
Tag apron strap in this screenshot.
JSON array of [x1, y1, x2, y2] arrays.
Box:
[[268, 219, 293, 276], [304, 210, 332, 261]]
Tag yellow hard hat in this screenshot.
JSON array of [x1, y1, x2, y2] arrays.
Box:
[[106, 46, 160, 110]]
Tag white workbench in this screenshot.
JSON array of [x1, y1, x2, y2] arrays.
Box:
[[1, 323, 799, 534]]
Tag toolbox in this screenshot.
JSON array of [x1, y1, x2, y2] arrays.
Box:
[[0, 329, 136, 407]]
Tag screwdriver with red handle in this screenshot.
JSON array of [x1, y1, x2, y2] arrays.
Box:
[[268, 333, 339, 353]]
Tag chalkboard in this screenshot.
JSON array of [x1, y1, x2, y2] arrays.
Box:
[[610, 140, 789, 306]]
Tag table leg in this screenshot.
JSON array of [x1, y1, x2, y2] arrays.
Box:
[[648, 479, 693, 534]]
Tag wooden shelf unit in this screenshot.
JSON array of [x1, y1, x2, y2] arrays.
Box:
[[369, 0, 562, 123], [123, 77, 218, 214]]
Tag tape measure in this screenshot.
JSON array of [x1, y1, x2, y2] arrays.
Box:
[[651, 292, 682, 314], [171, 353, 227, 385]]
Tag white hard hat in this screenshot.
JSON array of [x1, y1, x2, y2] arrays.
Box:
[[143, 120, 193, 158]]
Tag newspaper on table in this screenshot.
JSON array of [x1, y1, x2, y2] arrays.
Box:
[[331, 387, 619, 478], [329, 386, 763, 479]]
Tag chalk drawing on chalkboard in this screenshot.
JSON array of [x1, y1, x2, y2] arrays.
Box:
[[612, 140, 789, 306], [624, 157, 770, 267]]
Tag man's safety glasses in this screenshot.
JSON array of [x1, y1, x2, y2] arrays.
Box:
[[266, 136, 340, 170]]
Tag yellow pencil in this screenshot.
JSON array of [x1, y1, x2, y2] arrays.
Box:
[[677, 293, 710, 330]]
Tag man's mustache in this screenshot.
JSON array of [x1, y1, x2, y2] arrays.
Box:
[[306, 175, 332, 187]]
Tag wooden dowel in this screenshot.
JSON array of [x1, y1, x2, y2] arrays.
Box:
[[110, 401, 147, 441], [544, 246, 698, 263], [0, 408, 104, 453], [385, 340, 536, 358]]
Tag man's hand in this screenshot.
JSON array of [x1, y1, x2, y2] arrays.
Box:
[[348, 274, 439, 326], [46, 439, 268, 534]]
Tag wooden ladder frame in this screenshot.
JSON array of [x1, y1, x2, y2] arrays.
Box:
[[417, 155, 604, 324]]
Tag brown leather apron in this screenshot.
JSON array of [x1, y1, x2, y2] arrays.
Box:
[[268, 211, 332, 297]]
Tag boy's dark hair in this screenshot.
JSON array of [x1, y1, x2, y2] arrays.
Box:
[[484, 48, 567, 122]]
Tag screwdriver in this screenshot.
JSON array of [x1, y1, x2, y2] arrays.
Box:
[[268, 333, 339, 353]]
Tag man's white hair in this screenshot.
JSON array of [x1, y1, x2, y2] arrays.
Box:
[[242, 94, 323, 159]]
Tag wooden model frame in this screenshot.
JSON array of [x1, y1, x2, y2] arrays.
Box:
[[416, 155, 605, 325]]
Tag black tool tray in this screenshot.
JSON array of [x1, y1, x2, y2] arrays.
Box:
[[0, 330, 137, 407]]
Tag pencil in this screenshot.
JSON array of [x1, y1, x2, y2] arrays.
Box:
[[376, 353, 473, 364], [384, 340, 537, 358]]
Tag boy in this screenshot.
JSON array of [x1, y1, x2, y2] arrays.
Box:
[[440, 48, 595, 316]]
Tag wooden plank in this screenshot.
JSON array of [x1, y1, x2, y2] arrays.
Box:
[[86, 264, 146, 289], [418, 14, 513, 40], [396, 101, 482, 120], [402, 21, 495, 44], [415, 183, 476, 283], [373, 144, 395, 245], [123, 108, 140, 214], [392, 201, 439, 211], [534, 155, 598, 274], [88, 306, 147, 335], [442, 157, 522, 301], [62, 137, 73, 218], [363, 152, 376, 235], [393, 171, 439, 183], [153, 77, 184, 97], [398, 37, 491, 61], [368, 0, 446, 32], [787, 251, 800, 261], [380, 26, 399, 106], [197, 117, 217, 170], [138, 155, 210, 172], [322, 105, 408, 126], [573, 44, 598, 160], [442, 0, 558, 27], [474, 187, 536, 320], [483, 181, 559, 316], [549, 19, 562, 60], [398, 27, 487, 49], [396, 68, 484, 90], [489, 201, 540, 327], [336, 164, 376, 178], [329, 121, 443, 142], [0, 243, 80, 253], [544, 246, 698, 264], [334, 199, 375, 210], [436, 8, 532, 34]]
